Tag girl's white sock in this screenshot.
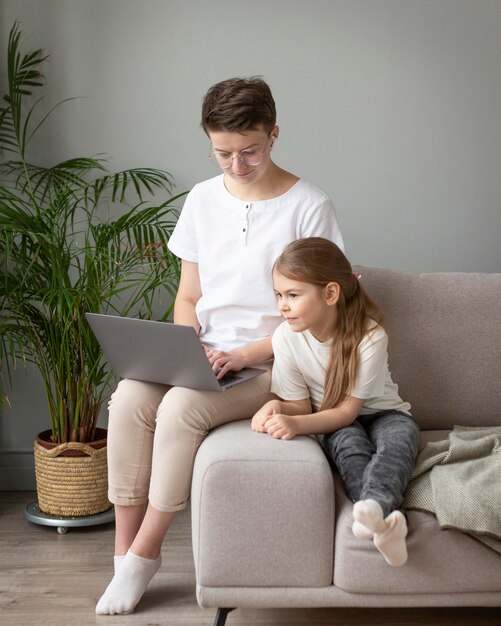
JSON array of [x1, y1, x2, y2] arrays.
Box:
[[353, 499, 387, 535], [96, 549, 161, 615], [373, 510, 408, 567], [352, 519, 374, 540], [353, 499, 409, 565]]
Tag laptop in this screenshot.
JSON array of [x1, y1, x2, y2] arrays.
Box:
[[85, 313, 266, 392]]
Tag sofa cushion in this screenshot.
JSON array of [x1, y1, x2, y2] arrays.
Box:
[[354, 267, 501, 431], [333, 473, 501, 594], [192, 420, 335, 588]]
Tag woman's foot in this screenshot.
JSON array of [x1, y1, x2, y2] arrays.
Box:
[[114, 554, 125, 573], [96, 549, 161, 615]]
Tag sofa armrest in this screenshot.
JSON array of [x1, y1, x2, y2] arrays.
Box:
[[191, 419, 335, 588]]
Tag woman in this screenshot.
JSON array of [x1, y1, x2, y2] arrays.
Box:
[[96, 77, 343, 615]]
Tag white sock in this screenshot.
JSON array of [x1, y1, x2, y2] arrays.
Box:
[[353, 500, 408, 566], [352, 519, 374, 540], [373, 511, 408, 567], [353, 499, 387, 535], [114, 555, 125, 573], [96, 549, 161, 615]]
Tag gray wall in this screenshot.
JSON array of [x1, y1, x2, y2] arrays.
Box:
[[1, 0, 500, 488]]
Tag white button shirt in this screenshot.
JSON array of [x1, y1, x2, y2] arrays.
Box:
[[168, 175, 344, 351]]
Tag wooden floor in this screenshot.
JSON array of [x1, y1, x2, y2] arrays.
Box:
[[0, 492, 499, 626]]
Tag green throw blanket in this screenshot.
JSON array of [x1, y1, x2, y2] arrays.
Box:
[[404, 426, 501, 553]]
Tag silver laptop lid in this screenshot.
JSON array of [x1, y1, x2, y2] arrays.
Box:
[[85, 313, 265, 392]]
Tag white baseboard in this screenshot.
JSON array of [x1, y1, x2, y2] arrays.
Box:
[[0, 450, 36, 490]]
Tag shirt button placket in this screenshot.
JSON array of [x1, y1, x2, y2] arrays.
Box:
[[240, 203, 250, 245]]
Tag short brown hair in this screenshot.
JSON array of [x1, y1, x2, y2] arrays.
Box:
[[201, 77, 276, 135]]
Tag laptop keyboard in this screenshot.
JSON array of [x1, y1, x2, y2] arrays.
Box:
[[218, 371, 243, 386]]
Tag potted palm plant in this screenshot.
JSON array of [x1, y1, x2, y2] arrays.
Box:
[[0, 23, 184, 518]]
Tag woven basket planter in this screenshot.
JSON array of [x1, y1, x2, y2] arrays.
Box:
[[34, 428, 111, 517]]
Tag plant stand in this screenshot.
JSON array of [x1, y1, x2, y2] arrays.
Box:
[[24, 500, 115, 534]]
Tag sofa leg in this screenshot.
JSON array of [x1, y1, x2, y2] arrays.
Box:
[[213, 607, 236, 626]]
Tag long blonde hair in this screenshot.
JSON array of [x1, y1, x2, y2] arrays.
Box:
[[273, 237, 384, 411]]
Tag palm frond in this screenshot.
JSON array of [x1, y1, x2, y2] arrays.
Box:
[[2, 22, 48, 157], [86, 167, 174, 207], [0, 22, 185, 441]]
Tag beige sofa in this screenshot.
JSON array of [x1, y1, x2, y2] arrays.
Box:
[[191, 267, 501, 626]]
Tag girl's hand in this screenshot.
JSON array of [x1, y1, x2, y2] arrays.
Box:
[[264, 414, 298, 440], [204, 348, 247, 379], [251, 399, 282, 433]]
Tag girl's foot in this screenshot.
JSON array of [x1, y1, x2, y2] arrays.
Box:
[[352, 519, 374, 540], [353, 500, 409, 565], [352, 499, 387, 534], [96, 549, 161, 615], [373, 510, 408, 567]]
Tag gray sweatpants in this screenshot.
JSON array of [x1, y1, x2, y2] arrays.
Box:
[[318, 411, 420, 518]]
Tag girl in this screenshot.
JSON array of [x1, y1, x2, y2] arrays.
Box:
[[96, 79, 343, 614], [252, 237, 420, 567]]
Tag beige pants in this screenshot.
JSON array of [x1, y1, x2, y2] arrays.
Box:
[[107, 364, 274, 512]]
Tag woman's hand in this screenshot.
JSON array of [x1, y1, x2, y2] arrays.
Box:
[[251, 399, 282, 433], [264, 413, 298, 440], [204, 347, 247, 379], [203, 337, 273, 378]]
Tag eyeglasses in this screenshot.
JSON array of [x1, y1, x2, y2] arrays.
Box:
[[209, 136, 273, 169]]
